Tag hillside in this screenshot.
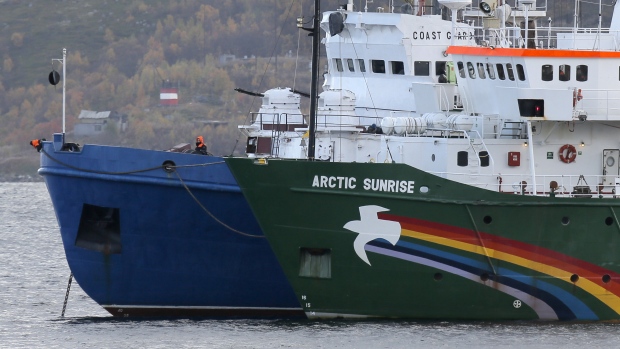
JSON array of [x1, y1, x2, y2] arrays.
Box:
[[0, 0, 615, 180]]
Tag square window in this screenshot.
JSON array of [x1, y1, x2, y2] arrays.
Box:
[[542, 64, 553, 81], [576, 65, 588, 82], [435, 61, 447, 75], [391, 61, 405, 75], [413, 61, 429, 76], [371, 60, 386, 73], [299, 248, 331, 278]]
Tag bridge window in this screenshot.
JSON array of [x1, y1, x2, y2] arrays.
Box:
[[506, 63, 515, 81], [559, 64, 570, 81], [347, 59, 355, 72], [414, 61, 429, 76], [392, 61, 405, 75], [467, 62, 476, 79], [486, 63, 496, 79], [371, 59, 386, 73], [335, 58, 343, 72], [516, 64, 526, 81], [576, 65, 588, 82], [436, 61, 447, 76], [477, 63, 486, 79], [457, 62, 465, 78], [496, 64, 506, 80], [542, 64, 553, 81], [357, 59, 366, 72]]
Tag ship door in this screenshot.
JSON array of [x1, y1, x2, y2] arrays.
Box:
[[603, 149, 620, 185]]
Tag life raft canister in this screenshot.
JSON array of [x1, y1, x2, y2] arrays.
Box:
[[559, 144, 577, 163]]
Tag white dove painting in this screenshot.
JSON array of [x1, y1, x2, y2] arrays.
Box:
[[343, 205, 402, 265]]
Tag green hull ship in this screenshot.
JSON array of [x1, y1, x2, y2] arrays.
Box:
[[226, 158, 620, 320], [226, 0, 620, 320]]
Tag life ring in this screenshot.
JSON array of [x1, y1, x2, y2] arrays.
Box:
[[559, 144, 577, 163], [572, 89, 582, 107]]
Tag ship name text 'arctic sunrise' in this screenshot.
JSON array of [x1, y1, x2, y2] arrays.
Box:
[[312, 175, 415, 194]]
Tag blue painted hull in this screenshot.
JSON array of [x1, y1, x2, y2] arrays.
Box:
[[38, 136, 301, 317]]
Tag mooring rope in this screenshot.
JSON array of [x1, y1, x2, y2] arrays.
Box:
[[173, 170, 265, 238], [42, 148, 261, 238]]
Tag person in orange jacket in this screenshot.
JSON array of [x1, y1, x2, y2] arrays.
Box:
[[194, 135, 208, 155], [29, 138, 44, 152]]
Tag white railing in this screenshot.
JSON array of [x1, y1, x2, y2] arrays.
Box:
[[435, 171, 620, 198], [575, 89, 620, 119]]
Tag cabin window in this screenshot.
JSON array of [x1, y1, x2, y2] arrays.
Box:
[[414, 61, 429, 76], [457, 62, 465, 78], [506, 64, 515, 81], [335, 58, 343, 72], [347, 59, 355, 72], [486, 63, 496, 79], [392, 61, 405, 75], [479, 151, 490, 167], [299, 248, 331, 279], [496, 64, 506, 80], [467, 62, 476, 79], [516, 64, 526, 81], [477, 63, 486, 79], [518, 99, 545, 117], [371, 59, 386, 73], [436, 61, 447, 75], [541, 64, 553, 81], [559, 64, 570, 81], [576, 65, 588, 82], [357, 59, 366, 72], [457, 151, 468, 167]]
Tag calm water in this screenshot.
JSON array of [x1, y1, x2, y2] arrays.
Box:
[[2, 182, 620, 348]]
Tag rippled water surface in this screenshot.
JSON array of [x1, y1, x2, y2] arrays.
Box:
[[2, 182, 620, 348]]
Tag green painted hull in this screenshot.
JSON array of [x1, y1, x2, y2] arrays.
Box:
[[226, 157, 620, 320]]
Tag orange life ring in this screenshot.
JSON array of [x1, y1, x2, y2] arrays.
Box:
[[559, 144, 577, 163]]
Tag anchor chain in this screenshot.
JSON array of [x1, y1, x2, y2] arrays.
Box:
[[61, 272, 73, 317]]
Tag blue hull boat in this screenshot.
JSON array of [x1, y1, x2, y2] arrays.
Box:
[[39, 134, 301, 317]]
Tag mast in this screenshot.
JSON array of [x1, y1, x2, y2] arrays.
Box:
[[308, 0, 321, 160]]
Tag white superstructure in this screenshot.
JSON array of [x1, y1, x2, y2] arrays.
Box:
[[240, 0, 620, 198]]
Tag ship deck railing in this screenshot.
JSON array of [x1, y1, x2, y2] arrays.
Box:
[[573, 88, 620, 119], [454, 4, 620, 52], [437, 171, 620, 199]]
